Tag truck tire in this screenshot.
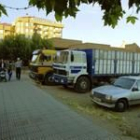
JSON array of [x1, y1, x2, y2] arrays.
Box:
[[44, 73, 55, 86], [63, 85, 68, 88], [74, 76, 90, 93], [115, 99, 128, 112]]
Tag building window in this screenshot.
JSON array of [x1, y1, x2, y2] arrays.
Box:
[[39, 25, 42, 28], [0, 35, 3, 39], [0, 30, 3, 33], [16, 27, 19, 32], [16, 22, 20, 27], [26, 23, 29, 27], [21, 22, 24, 27], [26, 28, 29, 32]]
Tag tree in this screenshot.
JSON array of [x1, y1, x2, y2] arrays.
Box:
[[1, 1, 140, 28], [0, 4, 7, 17], [31, 33, 54, 50], [0, 34, 54, 65], [29, 0, 140, 28]]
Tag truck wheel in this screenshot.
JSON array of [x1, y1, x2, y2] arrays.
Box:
[[115, 99, 127, 112], [44, 73, 55, 86], [74, 76, 90, 93], [63, 85, 68, 88]]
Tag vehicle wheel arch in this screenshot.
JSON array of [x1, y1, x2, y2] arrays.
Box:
[[116, 98, 129, 105], [43, 70, 55, 85], [74, 74, 91, 83], [77, 74, 92, 84], [115, 98, 129, 112], [44, 70, 54, 77]]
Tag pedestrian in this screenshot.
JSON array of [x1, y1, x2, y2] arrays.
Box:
[[0, 59, 6, 71], [0, 59, 7, 81], [15, 58, 22, 80], [7, 60, 13, 81]]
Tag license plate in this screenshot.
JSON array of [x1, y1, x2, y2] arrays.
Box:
[[94, 97, 101, 102]]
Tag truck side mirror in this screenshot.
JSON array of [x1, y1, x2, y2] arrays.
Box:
[[71, 53, 74, 62]]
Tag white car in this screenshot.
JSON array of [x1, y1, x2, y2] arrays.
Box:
[[90, 76, 140, 112]]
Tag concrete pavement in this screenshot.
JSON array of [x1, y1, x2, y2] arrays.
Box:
[[0, 73, 137, 140]]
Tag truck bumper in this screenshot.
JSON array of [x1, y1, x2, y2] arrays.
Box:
[[53, 74, 69, 85]]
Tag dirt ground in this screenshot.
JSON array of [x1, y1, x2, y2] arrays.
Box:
[[36, 83, 140, 140]]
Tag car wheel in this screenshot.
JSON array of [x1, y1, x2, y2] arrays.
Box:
[[115, 99, 127, 112]]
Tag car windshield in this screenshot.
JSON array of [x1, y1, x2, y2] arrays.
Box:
[[31, 54, 38, 62], [55, 51, 69, 64], [113, 77, 135, 89]]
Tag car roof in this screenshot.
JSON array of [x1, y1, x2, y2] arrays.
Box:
[[120, 76, 140, 80]]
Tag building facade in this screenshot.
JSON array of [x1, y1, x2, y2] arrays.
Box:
[[13, 16, 63, 39], [0, 23, 14, 39], [0, 16, 63, 39]]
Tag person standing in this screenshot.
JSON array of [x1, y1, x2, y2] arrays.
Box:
[[0, 59, 6, 71], [15, 58, 22, 80], [0, 59, 7, 81], [7, 60, 13, 81]]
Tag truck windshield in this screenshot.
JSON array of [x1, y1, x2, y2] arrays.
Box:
[[31, 54, 38, 62], [113, 78, 135, 90], [55, 51, 69, 64]]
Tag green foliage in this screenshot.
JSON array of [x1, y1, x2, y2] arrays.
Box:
[[129, 0, 140, 8], [0, 34, 54, 66], [31, 33, 54, 50], [28, 0, 140, 27], [127, 16, 138, 24], [29, 0, 140, 28], [0, 4, 7, 16], [1, 0, 140, 27], [102, 2, 125, 28]]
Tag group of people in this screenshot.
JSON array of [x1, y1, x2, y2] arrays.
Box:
[[0, 58, 22, 81]]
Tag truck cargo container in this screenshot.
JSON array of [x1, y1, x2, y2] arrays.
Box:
[[53, 45, 140, 93]]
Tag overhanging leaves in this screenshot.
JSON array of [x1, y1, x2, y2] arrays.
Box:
[[127, 16, 138, 24], [28, 0, 125, 27], [1, 0, 140, 28], [0, 4, 7, 16]]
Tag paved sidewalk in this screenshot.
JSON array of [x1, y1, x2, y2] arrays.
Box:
[[0, 73, 137, 140]]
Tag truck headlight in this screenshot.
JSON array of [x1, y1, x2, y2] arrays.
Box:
[[105, 95, 112, 101]]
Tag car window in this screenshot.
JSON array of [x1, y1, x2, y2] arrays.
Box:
[[113, 77, 135, 90], [44, 55, 51, 62], [136, 80, 140, 90]]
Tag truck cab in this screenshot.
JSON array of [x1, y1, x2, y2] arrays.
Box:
[[53, 49, 92, 93], [29, 49, 57, 85]]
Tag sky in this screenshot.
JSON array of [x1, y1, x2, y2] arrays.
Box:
[[0, 0, 140, 47]]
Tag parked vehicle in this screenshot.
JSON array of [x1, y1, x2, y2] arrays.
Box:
[[29, 49, 58, 85], [53, 45, 140, 93], [90, 76, 140, 112]]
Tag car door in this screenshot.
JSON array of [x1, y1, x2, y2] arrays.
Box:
[[130, 80, 140, 105]]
